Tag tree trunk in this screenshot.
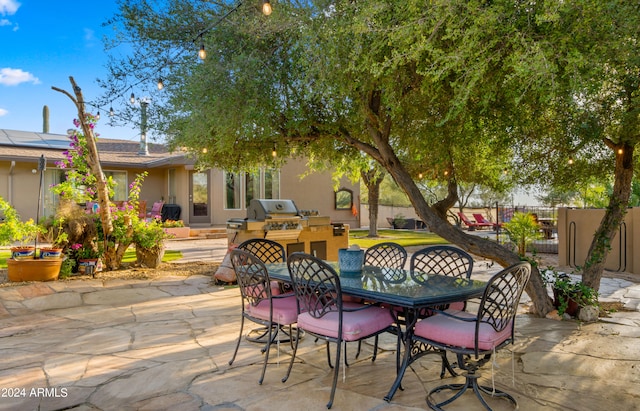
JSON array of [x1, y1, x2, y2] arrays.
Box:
[[351, 91, 554, 316], [53, 77, 115, 270], [582, 144, 633, 291], [362, 169, 383, 237]]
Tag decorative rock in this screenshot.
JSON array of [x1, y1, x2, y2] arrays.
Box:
[[578, 305, 600, 322], [545, 309, 562, 321]]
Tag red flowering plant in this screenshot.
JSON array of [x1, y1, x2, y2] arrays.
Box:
[[70, 242, 102, 260]]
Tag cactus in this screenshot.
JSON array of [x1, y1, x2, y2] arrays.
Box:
[[43, 105, 50, 133]]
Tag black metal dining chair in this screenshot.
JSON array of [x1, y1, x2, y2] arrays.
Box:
[[410, 245, 474, 315], [356, 242, 408, 360], [364, 242, 408, 270], [283, 252, 396, 409], [402, 245, 477, 379], [228, 249, 299, 385], [237, 238, 290, 341], [414, 262, 531, 410], [237, 238, 287, 264], [410, 245, 474, 284]]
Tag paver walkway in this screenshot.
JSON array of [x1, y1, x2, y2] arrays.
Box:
[[0, 238, 639, 410]]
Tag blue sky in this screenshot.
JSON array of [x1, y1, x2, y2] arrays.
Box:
[[0, 0, 139, 140]]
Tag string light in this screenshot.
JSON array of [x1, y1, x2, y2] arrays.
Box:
[[88, 2, 272, 124], [262, 0, 272, 16], [96, 111, 100, 120], [272, 143, 277, 157], [568, 157, 574, 165], [198, 41, 207, 60], [618, 148, 623, 155], [195, 1, 272, 60]]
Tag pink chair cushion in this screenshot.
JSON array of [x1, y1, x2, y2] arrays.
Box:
[[245, 281, 282, 298], [448, 301, 465, 311], [297, 304, 394, 342], [414, 310, 512, 351], [246, 294, 298, 325]]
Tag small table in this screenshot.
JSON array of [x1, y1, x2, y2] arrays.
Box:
[[537, 218, 556, 239], [265, 263, 487, 401]]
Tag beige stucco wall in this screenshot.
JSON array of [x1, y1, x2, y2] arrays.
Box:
[[1, 156, 359, 229], [558, 207, 637, 275], [208, 158, 360, 227], [0, 161, 42, 220]]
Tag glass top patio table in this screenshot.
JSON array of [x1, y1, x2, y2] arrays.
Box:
[[266, 262, 488, 402], [265, 263, 487, 310]]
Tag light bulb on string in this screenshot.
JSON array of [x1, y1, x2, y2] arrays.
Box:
[[272, 144, 277, 157], [130, 92, 135, 104], [109, 106, 115, 117], [618, 148, 623, 155], [568, 157, 574, 165], [262, 0, 272, 16], [96, 111, 100, 120], [198, 42, 206, 60], [157, 78, 164, 90]]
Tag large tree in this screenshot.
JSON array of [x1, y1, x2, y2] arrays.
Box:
[[101, 0, 638, 315], [100, 0, 547, 313]]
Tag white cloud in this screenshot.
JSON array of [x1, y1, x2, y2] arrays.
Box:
[[84, 28, 94, 41], [0, 108, 7, 117], [0, 18, 10, 25], [0, 0, 20, 16], [0, 68, 40, 86]]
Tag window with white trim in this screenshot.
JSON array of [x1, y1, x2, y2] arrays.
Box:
[[224, 169, 280, 210]]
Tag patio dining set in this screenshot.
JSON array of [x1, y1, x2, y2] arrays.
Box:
[[227, 238, 531, 410]]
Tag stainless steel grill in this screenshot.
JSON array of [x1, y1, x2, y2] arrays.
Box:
[[227, 199, 303, 240], [226, 199, 348, 260]]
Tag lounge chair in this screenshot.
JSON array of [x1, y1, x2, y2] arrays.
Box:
[[457, 212, 493, 230], [472, 213, 503, 229]]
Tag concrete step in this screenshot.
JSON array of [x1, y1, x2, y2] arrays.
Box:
[[189, 227, 227, 240]]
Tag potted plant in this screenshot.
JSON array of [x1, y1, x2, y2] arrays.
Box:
[[133, 218, 172, 268], [503, 212, 543, 256], [544, 267, 599, 318], [392, 214, 407, 230], [39, 217, 68, 259], [0, 197, 43, 259], [162, 219, 190, 238], [0, 197, 61, 281], [71, 242, 103, 274]]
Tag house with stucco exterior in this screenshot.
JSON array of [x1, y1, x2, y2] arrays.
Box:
[[0, 128, 360, 231]]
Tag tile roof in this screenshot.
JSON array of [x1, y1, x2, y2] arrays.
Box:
[[0, 129, 192, 168]]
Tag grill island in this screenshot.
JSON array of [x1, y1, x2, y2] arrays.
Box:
[[227, 199, 348, 261]]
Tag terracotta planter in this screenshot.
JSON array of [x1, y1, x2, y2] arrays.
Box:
[[553, 288, 580, 316], [164, 227, 190, 238], [7, 258, 62, 282], [10, 246, 36, 260]]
